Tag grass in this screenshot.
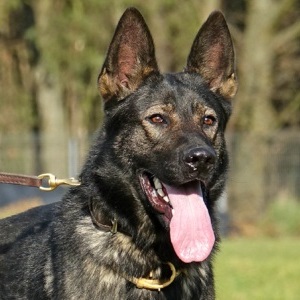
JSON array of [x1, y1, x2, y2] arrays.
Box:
[[215, 237, 300, 300], [259, 200, 300, 237]]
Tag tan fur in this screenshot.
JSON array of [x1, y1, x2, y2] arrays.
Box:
[[99, 65, 157, 102], [219, 73, 238, 99]]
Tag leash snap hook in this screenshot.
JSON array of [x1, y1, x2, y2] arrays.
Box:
[[38, 173, 81, 191]]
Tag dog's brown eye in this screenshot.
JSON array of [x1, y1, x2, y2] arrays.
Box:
[[203, 115, 216, 126], [149, 114, 165, 124]]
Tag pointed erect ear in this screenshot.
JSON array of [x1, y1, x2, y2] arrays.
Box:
[[185, 11, 238, 100], [98, 8, 159, 102]]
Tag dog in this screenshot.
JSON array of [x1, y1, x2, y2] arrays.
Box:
[[0, 7, 237, 299]]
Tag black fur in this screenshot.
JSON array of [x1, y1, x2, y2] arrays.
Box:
[[0, 8, 237, 299]]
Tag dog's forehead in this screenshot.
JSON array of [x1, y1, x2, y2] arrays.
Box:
[[137, 73, 217, 113]]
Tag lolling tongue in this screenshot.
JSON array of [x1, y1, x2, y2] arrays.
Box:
[[163, 183, 215, 263]]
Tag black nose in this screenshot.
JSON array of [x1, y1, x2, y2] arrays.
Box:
[[183, 147, 216, 171]]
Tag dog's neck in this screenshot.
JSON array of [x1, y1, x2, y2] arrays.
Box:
[[89, 197, 127, 235], [88, 197, 184, 291]]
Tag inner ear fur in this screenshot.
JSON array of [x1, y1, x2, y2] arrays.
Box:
[[185, 11, 238, 100], [98, 8, 159, 102]]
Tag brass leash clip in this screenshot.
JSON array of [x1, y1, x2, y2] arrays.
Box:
[[38, 173, 81, 191]]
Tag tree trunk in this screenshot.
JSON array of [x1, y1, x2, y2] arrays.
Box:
[[228, 0, 277, 225], [33, 0, 68, 176], [34, 66, 67, 176]]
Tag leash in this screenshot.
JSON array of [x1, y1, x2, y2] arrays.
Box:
[[0, 172, 80, 191]]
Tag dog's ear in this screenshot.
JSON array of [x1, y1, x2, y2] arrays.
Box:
[[185, 11, 237, 100], [98, 8, 159, 102]]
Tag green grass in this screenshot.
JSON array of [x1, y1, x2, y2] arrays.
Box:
[[215, 238, 300, 300], [259, 200, 300, 237]]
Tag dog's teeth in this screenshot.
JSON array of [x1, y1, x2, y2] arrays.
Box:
[[157, 188, 165, 197], [163, 196, 170, 203], [153, 177, 162, 189], [153, 177, 170, 202]]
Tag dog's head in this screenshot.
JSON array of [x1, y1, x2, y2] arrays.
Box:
[[90, 8, 237, 263]]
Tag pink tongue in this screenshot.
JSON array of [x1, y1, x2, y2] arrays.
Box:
[[163, 183, 215, 263]]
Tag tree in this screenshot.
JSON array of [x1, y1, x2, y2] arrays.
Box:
[[226, 0, 300, 224]]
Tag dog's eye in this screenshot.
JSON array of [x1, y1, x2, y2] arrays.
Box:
[[148, 114, 166, 124], [203, 115, 216, 126]]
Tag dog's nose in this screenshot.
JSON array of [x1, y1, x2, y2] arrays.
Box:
[[183, 147, 216, 172]]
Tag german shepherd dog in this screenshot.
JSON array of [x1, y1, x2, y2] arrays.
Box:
[[0, 8, 237, 299]]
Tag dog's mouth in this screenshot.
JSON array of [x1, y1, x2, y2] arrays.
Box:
[[139, 173, 215, 263]]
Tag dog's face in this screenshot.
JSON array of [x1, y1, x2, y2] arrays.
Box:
[[94, 8, 237, 263]]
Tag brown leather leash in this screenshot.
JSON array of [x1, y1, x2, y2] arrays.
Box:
[[0, 172, 80, 191]]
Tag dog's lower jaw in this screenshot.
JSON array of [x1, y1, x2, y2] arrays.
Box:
[[139, 173, 173, 227], [139, 172, 215, 263]]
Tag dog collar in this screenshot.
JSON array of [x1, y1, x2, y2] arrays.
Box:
[[89, 199, 182, 290], [89, 198, 127, 235], [127, 262, 181, 291]]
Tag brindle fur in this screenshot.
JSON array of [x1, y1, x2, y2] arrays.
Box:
[[0, 8, 237, 300]]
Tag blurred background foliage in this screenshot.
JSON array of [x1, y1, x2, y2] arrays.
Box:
[[1, 2, 300, 297], [0, 0, 299, 231]]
